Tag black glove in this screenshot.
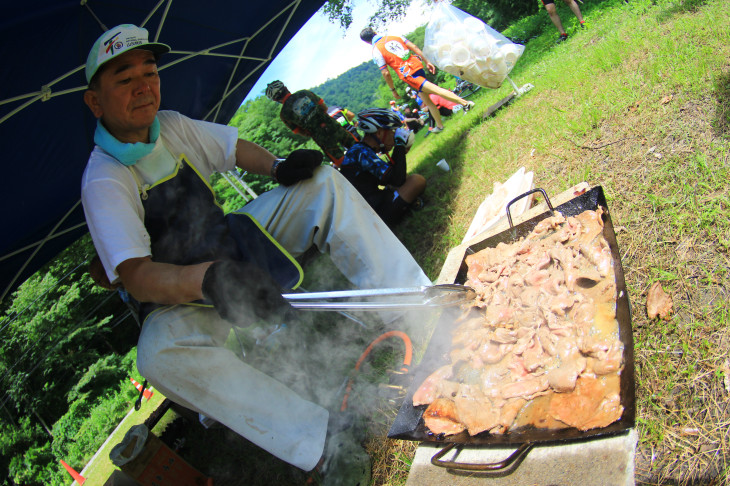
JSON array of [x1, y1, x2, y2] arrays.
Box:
[[272, 149, 323, 186], [202, 260, 293, 325]]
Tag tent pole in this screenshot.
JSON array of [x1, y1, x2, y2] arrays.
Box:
[[220, 172, 251, 203], [81, 1, 108, 31], [0, 200, 82, 302], [229, 170, 258, 199]]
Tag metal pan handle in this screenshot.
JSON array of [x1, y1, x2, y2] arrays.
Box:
[[430, 442, 533, 472], [505, 187, 554, 228]]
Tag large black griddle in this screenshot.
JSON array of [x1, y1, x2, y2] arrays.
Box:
[[387, 186, 635, 471]]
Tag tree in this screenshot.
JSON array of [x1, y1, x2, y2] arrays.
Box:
[[322, 0, 539, 33], [323, 0, 415, 30], [229, 97, 318, 157], [0, 236, 126, 423], [0, 417, 50, 486], [8, 441, 55, 486], [0, 235, 135, 485], [310, 61, 382, 113], [452, 0, 540, 31]]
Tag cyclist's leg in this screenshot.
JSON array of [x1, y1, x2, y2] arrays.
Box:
[[543, 0, 566, 34], [421, 80, 469, 106], [563, 0, 584, 22], [420, 92, 444, 129], [404, 75, 444, 129]]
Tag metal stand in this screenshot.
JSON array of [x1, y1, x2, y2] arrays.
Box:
[[505, 75, 534, 97], [482, 76, 534, 120]]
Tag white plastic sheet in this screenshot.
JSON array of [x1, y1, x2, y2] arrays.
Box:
[[424, 3, 525, 89], [462, 167, 535, 243]]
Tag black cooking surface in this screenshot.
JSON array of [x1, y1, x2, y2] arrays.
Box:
[[388, 186, 635, 446]]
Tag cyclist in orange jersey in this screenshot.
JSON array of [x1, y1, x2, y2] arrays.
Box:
[[360, 27, 475, 133]]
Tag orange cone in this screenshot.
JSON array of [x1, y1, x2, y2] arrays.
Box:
[[130, 378, 154, 401], [60, 460, 86, 485]]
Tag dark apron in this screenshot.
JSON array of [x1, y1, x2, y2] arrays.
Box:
[[136, 153, 302, 323]]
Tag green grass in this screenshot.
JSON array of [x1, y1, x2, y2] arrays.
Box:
[[389, 0, 730, 483], [77, 390, 166, 485]]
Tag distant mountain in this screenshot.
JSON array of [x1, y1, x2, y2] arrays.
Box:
[[310, 60, 383, 114], [240, 25, 431, 117], [309, 25, 434, 114]]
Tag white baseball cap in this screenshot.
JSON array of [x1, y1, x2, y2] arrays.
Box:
[[86, 24, 170, 84]]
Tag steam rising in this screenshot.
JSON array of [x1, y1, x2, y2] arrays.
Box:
[[225, 255, 441, 420]]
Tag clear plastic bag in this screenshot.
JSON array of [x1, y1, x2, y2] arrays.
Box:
[[424, 3, 524, 89]]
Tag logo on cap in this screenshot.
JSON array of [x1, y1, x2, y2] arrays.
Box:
[[104, 31, 123, 56]]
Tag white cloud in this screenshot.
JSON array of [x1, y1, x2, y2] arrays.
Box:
[[244, 0, 433, 102]]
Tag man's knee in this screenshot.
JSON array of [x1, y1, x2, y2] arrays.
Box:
[[411, 173, 426, 188], [136, 337, 160, 382], [420, 80, 436, 94], [312, 163, 337, 183], [406, 174, 427, 194], [300, 164, 349, 197]]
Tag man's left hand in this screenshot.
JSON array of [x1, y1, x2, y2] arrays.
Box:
[[274, 149, 323, 186]]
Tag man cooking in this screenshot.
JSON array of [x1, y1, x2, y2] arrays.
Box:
[[80, 24, 431, 484]]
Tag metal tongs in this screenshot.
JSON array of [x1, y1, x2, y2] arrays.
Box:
[[282, 284, 476, 311]]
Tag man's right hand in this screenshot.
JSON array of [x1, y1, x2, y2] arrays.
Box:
[[273, 149, 323, 186], [202, 260, 293, 325]]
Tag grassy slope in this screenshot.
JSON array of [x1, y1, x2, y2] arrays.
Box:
[[76, 391, 166, 485], [388, 0, 730, 484]]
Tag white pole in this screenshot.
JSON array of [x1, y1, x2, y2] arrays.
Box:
[[220, 172, 251, 202], [229, 170, 258, 200]]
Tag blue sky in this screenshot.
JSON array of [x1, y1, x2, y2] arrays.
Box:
[[243, 0, 433, 103]]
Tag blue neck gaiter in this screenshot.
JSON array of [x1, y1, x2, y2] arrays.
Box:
[[94, 117, 161, 166]]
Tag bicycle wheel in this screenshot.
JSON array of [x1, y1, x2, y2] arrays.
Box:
[[457, 83, 481, 98]]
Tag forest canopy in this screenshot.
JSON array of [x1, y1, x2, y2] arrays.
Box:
[[324, 0, 540, 31]]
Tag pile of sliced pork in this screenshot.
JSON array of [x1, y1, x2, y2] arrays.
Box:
[[414, 209, 624, 436]]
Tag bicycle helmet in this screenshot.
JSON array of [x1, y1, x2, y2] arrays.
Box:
[[266, 80, 289, 101], [356, 108, 403, 134], [327, 105, 343, 117]]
